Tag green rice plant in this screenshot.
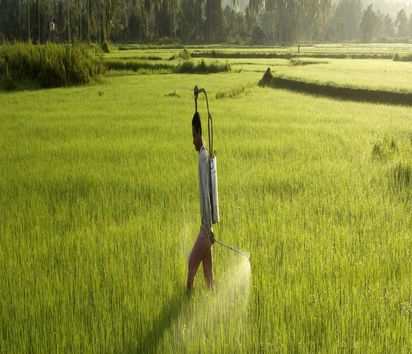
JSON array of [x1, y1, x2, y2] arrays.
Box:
[[165, 90, 180, 97], [101, 40, 111, 53], [2, 46, 412, 354], [260, 58, 412, 94], [290, 58, 328, 66], [191, 50, 395, 60], [371, 137, 399, 161], [1, 62, 16, 90], [259, 67, 412, 105], [392, 160, 412, 187], [105, 58, 230, 74], [371, 134, 412, 190], [179, 48, 191, 60], [191, 50, 292, 59], [215, 85, 251, 99], [175, 60, 230, 74], [0, 42, 105, 89], [393, 53, 412, 61], [105, 59, 173, 72]]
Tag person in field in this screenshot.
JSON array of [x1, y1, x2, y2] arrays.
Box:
[[187, 112, 215, 294]]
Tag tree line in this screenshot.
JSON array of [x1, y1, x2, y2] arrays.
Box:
[[1, 0, 412, 44]]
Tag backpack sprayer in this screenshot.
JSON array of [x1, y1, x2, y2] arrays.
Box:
[[194, 86, 250, 261]]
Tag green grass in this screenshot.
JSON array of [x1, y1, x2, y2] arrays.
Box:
[[112, 43, 412, 57], [105, 58, 230, 74], [104, 48, 412, 95], [189, 43, 412, 60], [266, 58, 412, 93], [1, 48, 412, 353], [0, 42, 105, 90]]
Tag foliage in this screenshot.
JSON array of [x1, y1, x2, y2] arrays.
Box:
[[392, 161, 412, 187], [191, 50, 395, 60], [371, 135, 412, 188], [215, 84, 250, 99], [0, 42, 105, 90], [251, 26, 265, 45], [105, 58, 230, 74], [105, 59, 173, 72], [179, 48, 191, 60], [393, 53, 412, 61], [1, 0, 412, 44], [328, 0, 363, 41], [175, 59, 231, 73], [359, 5, 381, 42], [396, 9, 409, 37], [101, 41, 111, 53]]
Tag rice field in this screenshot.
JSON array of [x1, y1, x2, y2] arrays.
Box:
[[265, 58, 412, 93], [1, 45, 412, 353]]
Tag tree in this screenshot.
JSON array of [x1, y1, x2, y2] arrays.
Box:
[[383, 14, 394, 38], [329, 0, 362, 41], [205, 0, 225, 41], [359, 4, 380, 42], [409, 13, 412, 37], [3, 0, 406, 44], [296, 0, 331, 41], [177, 0, 201, 41], [259, 0, 275, 42], [223, 5, 247, 41], [395, 9, 408, 37]]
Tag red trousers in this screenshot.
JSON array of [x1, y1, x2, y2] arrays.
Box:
[[187, 227, 214, 291]]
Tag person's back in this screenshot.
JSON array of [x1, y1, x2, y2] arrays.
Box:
[[198, 144, 212, 232]]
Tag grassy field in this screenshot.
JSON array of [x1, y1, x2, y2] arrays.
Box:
[[104, 46, 412, 93], [114, 43, 412, 56], [265, 58, 412, 93], [1, 46, 412, 353]]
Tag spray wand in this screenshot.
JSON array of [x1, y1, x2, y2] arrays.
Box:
[[214, 239, 250, 260]]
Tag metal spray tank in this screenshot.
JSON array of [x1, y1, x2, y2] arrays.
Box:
[[194, 86, 220, 224]]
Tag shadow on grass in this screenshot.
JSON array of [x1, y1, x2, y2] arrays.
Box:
[[136, 290, 186, 354]]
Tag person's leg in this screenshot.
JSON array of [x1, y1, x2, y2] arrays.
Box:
[[187, 228, 208, 292], [202, 241, 214, 289]]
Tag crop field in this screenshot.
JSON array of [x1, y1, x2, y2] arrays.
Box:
[[115, 43, 412, 56], [1, 45, 412, 353], [104, 46, 412, 93], [263, 58, 412, 93]]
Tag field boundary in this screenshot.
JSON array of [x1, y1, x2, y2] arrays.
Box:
[[258, 68, 412, 106], [191, 51, 396, 60]]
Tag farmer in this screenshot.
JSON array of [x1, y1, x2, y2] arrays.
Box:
[[48, 16, 57, 43], [187, 112, 215, 294]]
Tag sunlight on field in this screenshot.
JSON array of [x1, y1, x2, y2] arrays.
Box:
[[167, 256, 252, 353], [1, 44, 412, 353]]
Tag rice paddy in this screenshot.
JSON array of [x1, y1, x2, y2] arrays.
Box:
[[1, 44, 412, 353]]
